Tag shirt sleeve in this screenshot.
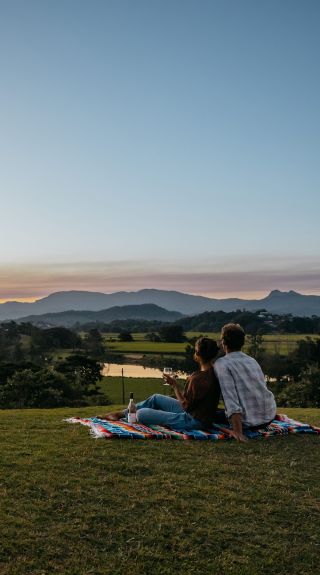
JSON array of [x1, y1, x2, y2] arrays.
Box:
[[214, 360, 242, 418]]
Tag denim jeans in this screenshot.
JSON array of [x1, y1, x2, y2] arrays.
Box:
[[130, 394, 205, 431]]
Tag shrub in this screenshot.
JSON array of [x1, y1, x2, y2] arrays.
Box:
[[276, 365, 320, 408]]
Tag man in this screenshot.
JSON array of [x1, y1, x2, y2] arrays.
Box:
[[214, 323, 276, 442]]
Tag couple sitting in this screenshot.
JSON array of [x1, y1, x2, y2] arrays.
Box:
[[106, 323, 277, 442]]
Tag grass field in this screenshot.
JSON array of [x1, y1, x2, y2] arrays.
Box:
[[0, 404, 319, 575], [106, 333, 318, 356], [100, 376, 176, 404]]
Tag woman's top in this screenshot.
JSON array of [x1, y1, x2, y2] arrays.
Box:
[[181, 366, 221, 426]]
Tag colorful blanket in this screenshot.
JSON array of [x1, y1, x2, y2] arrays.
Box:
[[65, 414, 320, 440]]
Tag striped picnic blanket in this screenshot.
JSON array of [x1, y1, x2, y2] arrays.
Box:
[[65, 414, 320, 440]]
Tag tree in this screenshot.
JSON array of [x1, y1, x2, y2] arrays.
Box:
[[145, 332, 161, 342], [0, 353, 109, 408], [118, 331, 133, 342], [159, 325, 185, 343], [31, 326, 81, 352], [182, 344, 198, 373], [293, 337, 320, 366], [83, 329, 106, 359], [247, 334, 265, 362], [55, 354, 103, 397], [0, 368, 67, 408], [285, 337, 320, 379], [276, 365, 320, 408], [11, 342, 25, 363], [260, 353, 291, 383]]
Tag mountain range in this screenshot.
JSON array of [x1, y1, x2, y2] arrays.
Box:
[[0, 288, 320, 322], [17, 304, 183, 328]]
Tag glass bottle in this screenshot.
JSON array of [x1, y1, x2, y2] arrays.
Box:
[[127, 392, 137, 424]]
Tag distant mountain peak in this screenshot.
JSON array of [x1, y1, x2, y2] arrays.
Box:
[[1, 288, 320, 321], [267, 289, 301, 298]]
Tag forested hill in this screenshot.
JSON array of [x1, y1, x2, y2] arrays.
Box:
[[85, 310, 320, 334], [17, 304, 183, 328], [175, 310, 320, 334], [10, 307, 320, 334]]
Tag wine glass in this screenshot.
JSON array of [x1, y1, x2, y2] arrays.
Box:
[[163, 367, 173, 385]]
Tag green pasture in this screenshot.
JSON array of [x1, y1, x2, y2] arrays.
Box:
[[106, 333, 318, 356], [108, 340, 187, 354], [0, 405, 319, 575], [100, 376, 174, 405]]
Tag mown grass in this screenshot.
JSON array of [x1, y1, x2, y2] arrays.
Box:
[[0, 405, 319, 575]]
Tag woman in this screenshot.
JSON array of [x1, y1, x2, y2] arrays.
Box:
[[104, 337, 221, 431]]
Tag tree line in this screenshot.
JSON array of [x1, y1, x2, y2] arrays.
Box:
[[0, 319, 319, 409], [0, 322, 109, 408], [80, 309, 320, 335], [246, 335, 320, 409]]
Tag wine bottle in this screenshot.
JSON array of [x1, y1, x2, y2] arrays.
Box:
[[127, 392, 137, 424]]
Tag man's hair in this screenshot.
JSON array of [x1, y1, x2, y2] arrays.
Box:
[[195, 337, 219, 361], [221, 323, 245, 351]]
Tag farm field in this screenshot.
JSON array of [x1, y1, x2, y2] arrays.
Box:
[[20, 332, 318, 362], [0, 406, 319, 575], [105, 333, 318, 356]]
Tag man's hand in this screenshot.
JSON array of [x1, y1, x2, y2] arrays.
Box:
[[230, 413, 247, 442], [229, 429, 248, 442]]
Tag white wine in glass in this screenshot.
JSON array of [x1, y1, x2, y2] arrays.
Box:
[[163, 367, 173, 385]]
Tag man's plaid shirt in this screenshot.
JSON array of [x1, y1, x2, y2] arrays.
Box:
[[214, 351, 276, 427]]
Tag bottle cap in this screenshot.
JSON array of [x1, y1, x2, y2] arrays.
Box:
[[130, 392, 134, 399]]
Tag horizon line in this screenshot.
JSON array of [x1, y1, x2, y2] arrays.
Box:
[[0, 286, 318, 305]]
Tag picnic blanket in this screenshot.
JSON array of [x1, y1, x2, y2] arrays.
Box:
[[65, 414, 320, 440]]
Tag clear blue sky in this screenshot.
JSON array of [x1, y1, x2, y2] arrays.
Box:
[[0, 0, 319, 300]]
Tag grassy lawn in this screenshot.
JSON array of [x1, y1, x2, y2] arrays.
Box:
[[0, 405, 319, 575]]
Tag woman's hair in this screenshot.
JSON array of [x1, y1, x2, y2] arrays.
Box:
[[221, 323, 245, 351], [195, 337, 219, 361]]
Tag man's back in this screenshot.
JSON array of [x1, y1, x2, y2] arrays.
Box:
[[214, 351, 276, 427]]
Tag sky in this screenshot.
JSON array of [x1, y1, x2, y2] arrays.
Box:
[[0, 0, 319, 302]]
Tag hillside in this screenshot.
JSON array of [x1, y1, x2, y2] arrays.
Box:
[[0, 404, 319, 575], [1, 289, 320, 321], [17, 303, 183, 327], [15, 307, 320, 334]]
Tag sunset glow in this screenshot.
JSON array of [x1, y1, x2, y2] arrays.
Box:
[[0, 256, 319, 303], [0, 297, 38, 304], [0, 1, 319, 306]]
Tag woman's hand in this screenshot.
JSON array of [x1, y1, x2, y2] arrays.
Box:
[[163, 373, 177, 386]]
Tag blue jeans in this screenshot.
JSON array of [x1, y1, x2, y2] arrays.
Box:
[[129, 394, 205, 431]]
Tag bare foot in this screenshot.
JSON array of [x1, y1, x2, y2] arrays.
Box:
[[96, 411, 125, 421]]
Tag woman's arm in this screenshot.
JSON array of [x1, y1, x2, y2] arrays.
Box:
[[163, 372, 207, 412], [163, 374, 187, 407]]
